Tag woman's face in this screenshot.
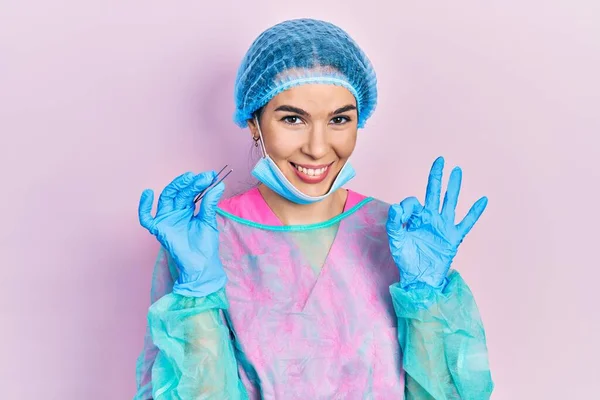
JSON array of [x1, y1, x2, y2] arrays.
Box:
[[248, 84, 358, 197]]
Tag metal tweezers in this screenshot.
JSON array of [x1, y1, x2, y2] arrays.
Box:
[[193, 165, 233, 204]]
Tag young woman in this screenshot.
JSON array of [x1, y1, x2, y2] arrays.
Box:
[[134, 18, 494, 400]]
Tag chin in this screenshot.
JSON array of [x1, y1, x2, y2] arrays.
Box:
[[299, 186, 329, 197]]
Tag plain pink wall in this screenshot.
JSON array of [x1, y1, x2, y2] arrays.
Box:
[[1, 1, 598, 398]]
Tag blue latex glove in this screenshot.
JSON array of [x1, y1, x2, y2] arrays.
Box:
[[386, 157, 488, 289], [138, 171, 227, 297]]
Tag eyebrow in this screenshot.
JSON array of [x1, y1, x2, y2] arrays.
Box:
[[273, 104, 357, 117], [330, 104, 357, 116], [274, 105, 310, 117]]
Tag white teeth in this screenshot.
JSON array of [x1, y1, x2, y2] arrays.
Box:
[[295, 164, 328, 177]]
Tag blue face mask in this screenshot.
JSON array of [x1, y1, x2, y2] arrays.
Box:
[[250, 117, 356, 205]]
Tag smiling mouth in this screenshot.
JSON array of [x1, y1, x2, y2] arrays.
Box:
[[289, 161, 334, 184]]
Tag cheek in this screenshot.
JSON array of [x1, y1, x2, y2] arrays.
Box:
[[263, 125, 302, 159], [333, 132, 357, 158]]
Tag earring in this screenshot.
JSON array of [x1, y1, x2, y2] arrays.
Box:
[[253, 136, 260, 147]]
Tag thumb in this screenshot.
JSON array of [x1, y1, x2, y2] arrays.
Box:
[[387, 197, 424, 238], [398, 196, 424, 223], [197, 181, 226, 228], [386, 204, 404, 236]]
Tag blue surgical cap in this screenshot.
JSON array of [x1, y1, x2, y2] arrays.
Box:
[[233, 18, 378, 129]]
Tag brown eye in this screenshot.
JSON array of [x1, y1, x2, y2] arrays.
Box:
[[331, 116, 350, 125], [282, 116, 303, 125]]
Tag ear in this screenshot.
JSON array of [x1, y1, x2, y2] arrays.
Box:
[[247, 117, 258, 140]]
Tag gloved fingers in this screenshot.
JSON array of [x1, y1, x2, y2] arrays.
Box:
[[173, 171, 216, 209], [457, 196, 488, 238], [424, 156, 444, 212], [441, 166, 462, 223], [138, 189, 156, 233], [387, 197, 423, 238], [398, 196, 424, 224], [157, 172, 195, 214], [197, 181, 226, 229]]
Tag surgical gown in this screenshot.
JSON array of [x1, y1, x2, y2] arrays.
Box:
[[134, 188, 493, 399]]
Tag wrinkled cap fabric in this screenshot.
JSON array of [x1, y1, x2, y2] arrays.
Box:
[[233, 18, 378, 128]]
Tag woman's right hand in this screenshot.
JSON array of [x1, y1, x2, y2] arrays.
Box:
[[138, 171, 227, 297]]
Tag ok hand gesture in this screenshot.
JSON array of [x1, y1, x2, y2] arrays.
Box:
[[386, 157, 488, 289]]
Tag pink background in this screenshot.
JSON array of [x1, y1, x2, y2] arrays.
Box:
[[1, 1, 598, 399]]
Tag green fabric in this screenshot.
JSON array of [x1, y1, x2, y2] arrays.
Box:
[[147, 289, 248, 399], [391, 270, 494, 399]]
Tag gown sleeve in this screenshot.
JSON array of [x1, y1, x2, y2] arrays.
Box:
[[390, 270, 494, 400], [134, 247, 247, 399], [134, 247, 177, 400]]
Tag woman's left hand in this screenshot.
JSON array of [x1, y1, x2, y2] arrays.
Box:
[[386, 156, 488, 289]]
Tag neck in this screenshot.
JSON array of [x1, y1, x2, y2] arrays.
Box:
[[258, 184, 348, 225]]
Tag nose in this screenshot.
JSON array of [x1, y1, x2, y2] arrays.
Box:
[[302, 124, 330, 160]]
